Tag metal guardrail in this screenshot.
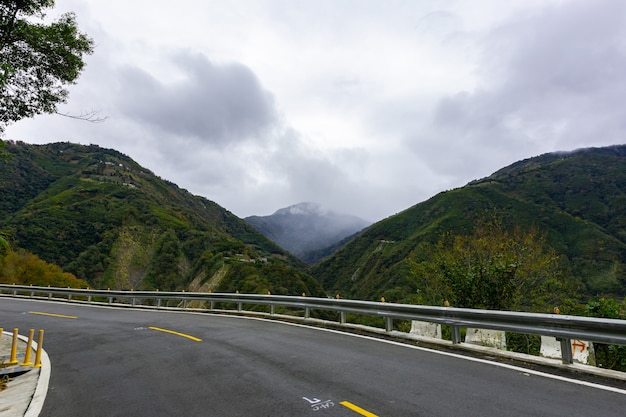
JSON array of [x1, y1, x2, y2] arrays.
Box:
[[2, 284, 626, 364]]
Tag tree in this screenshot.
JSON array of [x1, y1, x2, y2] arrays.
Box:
[[0, 247, 88, 287], [409, 217, 561, 310], [0, 233, 9, 257], [0, 138, 8, 160], [583, 297, 626, 371], [0, 1, 94, 130]]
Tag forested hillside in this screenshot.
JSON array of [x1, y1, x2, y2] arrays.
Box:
[[311, 145, 626, 311], [3, 140, 626, 312], [0, 141, 323, 296]]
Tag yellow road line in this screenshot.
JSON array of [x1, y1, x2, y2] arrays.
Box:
[[28, 311, 77, 319], [148, 326, 202, 342], [340, 401, 379, 417]]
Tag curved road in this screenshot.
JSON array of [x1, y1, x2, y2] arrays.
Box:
[[2, 298, 626, 416]]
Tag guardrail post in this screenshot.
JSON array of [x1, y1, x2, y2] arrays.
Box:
[[210, 300, 214, 310], [8, 328, 19, 365], [385, 317, 393, 332], [451, 326, 462, 344], [33, 330, 44, 368], [157, 298, 162, 308], [238, 302, 243, 312], [183, 300, 188, 309], [305, 307, 310, 319], [340, 311, 346, 325], [559, 338, 573, 364], [20, 329, 35, 367], [270, 304, 275, 315]]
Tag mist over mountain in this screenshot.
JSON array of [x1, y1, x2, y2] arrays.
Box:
[[245, 202, 371, 263]]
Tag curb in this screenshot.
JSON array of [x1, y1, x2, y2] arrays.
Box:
[[23, 332, 50, 417], [1, 331, 50, 417]]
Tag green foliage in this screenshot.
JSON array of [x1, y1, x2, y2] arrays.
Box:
[[215, 259, 324, 297], [145, 230, 182, 291], [506, 333, 541, 356], [414, 216, 560, 310], [313, 146, 626, 307], [0, 139, 10, 160], [0, 1, 94, 128], [0, 232, 8, 255], [0, 62, 13, 88], [583, 297, 626, 371], [585, 297, 624, 319], [0, 246, 87, 288], [0, 141, 318, 296]]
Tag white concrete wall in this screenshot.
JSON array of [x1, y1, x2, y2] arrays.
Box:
[[540, 336, 596, 365], [465, 328, 507, 350], [409, 321, 442, 339], [409, 322, 597, 365]]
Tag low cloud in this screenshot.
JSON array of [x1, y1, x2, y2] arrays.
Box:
[[402, 0, 626, 182], [117, 52, 277, 146], [8, 0, 626, 222], [449, 0, 625, 144]]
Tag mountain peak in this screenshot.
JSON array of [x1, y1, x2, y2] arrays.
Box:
[[246, 202, 370, 263], [274, 202, 327, 216]]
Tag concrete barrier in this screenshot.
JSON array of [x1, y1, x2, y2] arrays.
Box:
[[409, 321, 598, 364], [465, 328, 507, 350], [409, 321, 441, 339], [540, 336, 596, 365]]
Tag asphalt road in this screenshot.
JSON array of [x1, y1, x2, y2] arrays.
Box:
[[2, 298, 626, 417]]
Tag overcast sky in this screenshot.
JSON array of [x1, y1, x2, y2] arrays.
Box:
[[5, 0, 626, 221]]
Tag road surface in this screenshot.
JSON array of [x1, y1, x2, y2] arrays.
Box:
[[2, 298, 625, 416]]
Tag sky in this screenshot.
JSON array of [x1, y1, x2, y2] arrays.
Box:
[[5, 0, 626, 222]]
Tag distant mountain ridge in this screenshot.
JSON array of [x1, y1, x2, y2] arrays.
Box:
[[245, 202, 370, 263]]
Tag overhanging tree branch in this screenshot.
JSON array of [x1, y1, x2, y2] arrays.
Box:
[[56, 109, 108, 123], [0, 1, 93, 129]]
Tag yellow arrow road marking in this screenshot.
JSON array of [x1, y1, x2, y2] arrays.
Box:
[[29, 311, 77, 319], [340, 401, 379, 417], [148, 326, 202, 342]]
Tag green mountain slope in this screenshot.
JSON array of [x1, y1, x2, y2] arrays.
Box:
[[311, 145, 626, 305], [0, 141, 323, 296]]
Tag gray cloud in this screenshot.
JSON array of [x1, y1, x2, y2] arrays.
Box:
[[117, 52, 277, 146], [412, 0, 626, 178], [480, 1, 622, 136], [8, 0, 626, 222]]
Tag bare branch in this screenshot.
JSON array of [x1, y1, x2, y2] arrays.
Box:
[[56, 109, 109, 123]]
